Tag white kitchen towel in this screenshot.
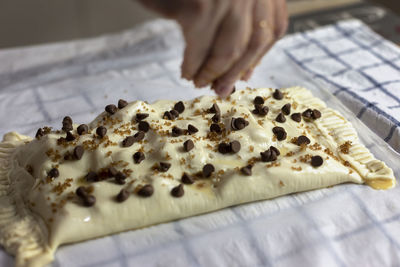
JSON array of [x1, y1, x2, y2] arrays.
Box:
[[0, 19, 399, 267]]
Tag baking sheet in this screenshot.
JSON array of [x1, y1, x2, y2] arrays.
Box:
[[0, 19, 399, 266]]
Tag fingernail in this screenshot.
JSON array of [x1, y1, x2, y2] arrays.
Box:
[[194, 78, 208, 88], [215, 85, 233, 98]]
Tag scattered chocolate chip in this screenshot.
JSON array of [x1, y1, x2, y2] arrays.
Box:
[[188, 124, 198, 134], [281, 103, 291, 115], [138, 121, 150, 132], [73, 145, 84, 160], [108, 167, 118, 177], [62, 116, 73, 132], [273, 89, 283, 100], [136, 113, 149, 121], [210, 123, 221, 133], [240, 165, 253, 176], [212, 113, 221, 123], [118, 99, 128, 109], [230, 141, 241, 153], [85, 171, 99, 182], [312, 109, 321, 119], [275, 112, 286, 123], [183, 139, 194, 152], [174, 101, 185, 114], [172, 126, 184, 137], [96, 126, 107, 138], [35, 128, 44, 139], [115, 172, 127, 185], [258, 105, 269, 116], [122, 136, 135, 147], [302, 109, 313, 120], [218, 142, 231, 154], [116, 189, 130, 202], [76, 186, 87, 198], [270, 146, 281, 156], [181, 173, 194, 184], [260, 147, 279, 162], [133, 151, 145, 164], [208, 103, 220, 114], [272, 126, 287, 141], [311, 155, 323, 167], [170, 109, 179, 118], [231, 117, 248, 131], [138, 184, 154, 197], [105, 104, 117, 115], [202, 164, 215, 178], [159, 162, 171, 172], [77, 124, 89, 135], [163, 111, 174, 120], [83, 195, 96, 207], [254, 96, 264, 105], [297, 135, 311, 146], [133, 131, 145, 142], [291, 113, 301, 122], [48, 168, 59, 178], [65, 131, 75, 141], [171, 184, 184, 197], [231, 86, 236, 94]]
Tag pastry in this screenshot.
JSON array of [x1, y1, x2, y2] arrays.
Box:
[[0, 87, 395, 267]]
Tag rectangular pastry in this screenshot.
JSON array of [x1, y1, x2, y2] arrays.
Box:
[[0, 87, 395, 267]]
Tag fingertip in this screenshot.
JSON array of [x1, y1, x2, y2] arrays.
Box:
[[214, 84, 234, 98]]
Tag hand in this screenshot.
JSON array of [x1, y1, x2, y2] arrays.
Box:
[[138, 0, 288, 97]]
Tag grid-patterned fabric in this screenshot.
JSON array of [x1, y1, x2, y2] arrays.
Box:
[[0, 19, 399, 267]]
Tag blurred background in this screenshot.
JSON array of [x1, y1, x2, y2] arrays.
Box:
[[0, 0, 399, 49]]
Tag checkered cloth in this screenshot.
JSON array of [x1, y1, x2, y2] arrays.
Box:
[[0, 19, 399, 267]]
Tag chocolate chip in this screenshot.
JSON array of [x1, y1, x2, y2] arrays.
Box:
[[108, 167, 118, 177], [260, 147, 278, 162], [230, 141, 241, 153], [273, 89, 283, 100], [96, 126, 107, 138], [281, 103, 291, 115], [66, 131, 75, 141], [62, 116, 73, 132], [48, 168, 59, 178], [212, 113, 221, 123], [231, 117, 248, 131], [275, 113, 286, 123], [138, 184, 154, 197], [172, 126, 184, 137], [210, 123, 221, 133], [174, 101, 185, 114], [136, 113, 149, 121], [181, 173, 194, 184], [122, 136, 135, 147], [163, 111, 174, 120], [159, 162, 171, 172], [116, 189, 129, 202], [73, 145, 84, 160], [138, 121, 150, 132], [254, 96, 264, 105], [208, 103, 220, 114], [302, 109, 313, 120], [85, 171, 99, 182], [170, 109, 179, 118], [311, 155, 323, 167], [171, 183, 186, 199], [188, 124, 198, 134], [133, 151, 145, 164], [240, 165, 253, 176], [218, 142, 231, 154], [183, 140, 194, 152], [312, 109, 321, 119], [258, 105, 269, 116], [270, 146, 281, 156], [202, 164, 215, 178], [291, 113, 301, 122], [35, 128, 44, 139], [118, 99, 128, 109], [171, 184, 184, 198], [77, 124, 89, 135], [297, 135, 311, 146], [83, 195, 96, 207], [133, 131, 145, 142], [272, 126, 287, 141], [231, 86, 236, 94], [76, 186, 87, 198], [115, 172, 127, 185], [105, 104, 117, 115]]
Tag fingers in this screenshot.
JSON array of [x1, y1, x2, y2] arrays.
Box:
[[212, 0, 276, 97], [192, 1, 254, 88], [274, 0, 289, 39]]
